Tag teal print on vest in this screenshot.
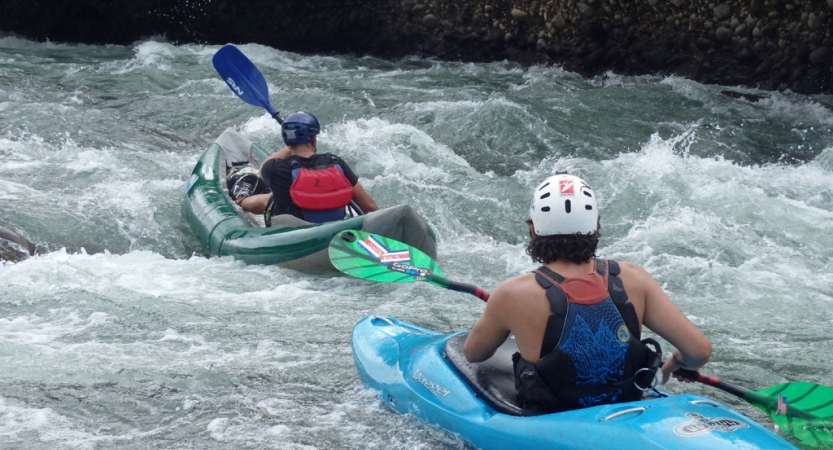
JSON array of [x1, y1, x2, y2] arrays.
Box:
[[558, 302, 630, 387]]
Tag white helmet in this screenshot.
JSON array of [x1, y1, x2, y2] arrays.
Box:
[[529, 174, 598, 235]]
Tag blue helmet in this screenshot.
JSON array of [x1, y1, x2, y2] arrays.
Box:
[[281, 111, 321, 145]]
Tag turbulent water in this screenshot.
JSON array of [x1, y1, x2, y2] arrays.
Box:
[[1, 36, 832, 449]]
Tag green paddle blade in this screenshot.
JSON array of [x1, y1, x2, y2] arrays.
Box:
[[329, 230, 447, 287], [677, 369, 833, 448], [751, 382, 833, 448]]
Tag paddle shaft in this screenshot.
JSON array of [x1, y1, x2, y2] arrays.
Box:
[[675, 368, 818, 420], [675, 369, 746, 397], [445, 280, 490, 302], [384, 261, 490, 302]]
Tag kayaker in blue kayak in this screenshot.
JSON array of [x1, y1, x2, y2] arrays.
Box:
[[463, 173, 712, 414], [234, 111, 379, 225]]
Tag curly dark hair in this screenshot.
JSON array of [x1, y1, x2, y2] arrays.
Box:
[[526, 232, 599, 265]]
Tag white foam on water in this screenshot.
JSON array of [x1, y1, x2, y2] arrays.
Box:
[[2, 38, 830, 450], [328, 117, 473, 179], [0, 397, 98, 449], [112, 41, 176, 74]]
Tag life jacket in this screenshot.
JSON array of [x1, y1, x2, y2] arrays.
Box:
[[288, 156, 354, 223], [512, 259, 662, 414]]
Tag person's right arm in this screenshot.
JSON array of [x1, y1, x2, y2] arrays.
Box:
[[463, 280, 521, 362]]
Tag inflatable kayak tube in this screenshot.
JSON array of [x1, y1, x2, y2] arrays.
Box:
[[183, 129, 437, 273], [351, 315, 799, 450]]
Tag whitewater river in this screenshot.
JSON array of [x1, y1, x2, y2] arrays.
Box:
[[1, 37, 832, 449]]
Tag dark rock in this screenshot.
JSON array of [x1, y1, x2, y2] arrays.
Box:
[[577, 3, 595, 18], [695, 37, 713, 50], [774, 66, 791, 82], [720, 89, 766, 102], [644, 46, 673, 69], [511, 9, 530, 21], [736, 46, 757, 63], [0, 225, 36, 262], [0, 0, 830, 94], [715, 27, 733, 43], [585, 48, 606, 70], [714, 4, 732, 21], [791, 75, 825, 95], [423, 14, 440, 28], [754, 60, 773, 76], [810, 47, 831, 65]]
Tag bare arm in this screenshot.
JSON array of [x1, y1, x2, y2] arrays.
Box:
[[627, 262, 712, 384], [235, 192, 270, 213], [352, 182, 379, 214], [463, 283, 512, 362]]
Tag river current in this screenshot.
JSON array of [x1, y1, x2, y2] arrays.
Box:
[[1, 37, 832, 449]]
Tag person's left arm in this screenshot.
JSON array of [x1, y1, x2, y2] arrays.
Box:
[[629, 262, 712, 384], [463, 283, 512, 362], [352, 182, 379, 213]]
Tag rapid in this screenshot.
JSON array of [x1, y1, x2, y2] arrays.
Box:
[[1, 37, 832, 449]]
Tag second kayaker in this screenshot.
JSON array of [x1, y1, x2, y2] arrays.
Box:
[[234, 111, 379, 226]]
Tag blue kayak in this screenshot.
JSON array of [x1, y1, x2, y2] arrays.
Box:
[[351, 315, 799, 449]]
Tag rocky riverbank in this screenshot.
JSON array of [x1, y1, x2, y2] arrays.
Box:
[[1, 0, 831, 94]]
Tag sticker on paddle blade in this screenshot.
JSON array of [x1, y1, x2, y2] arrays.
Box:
[[329, 230, 444, 284], [756, 382, 833, 449], [356, 234, 411, 264]]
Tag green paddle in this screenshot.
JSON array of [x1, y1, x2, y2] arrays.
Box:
[[328, 230, 490, 301], [676, 369, 833, 448]]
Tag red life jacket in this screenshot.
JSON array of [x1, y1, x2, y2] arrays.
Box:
[[289, 161, 354, 223]]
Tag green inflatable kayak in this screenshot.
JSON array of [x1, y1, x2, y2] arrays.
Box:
[[183, 129, 437, 273]]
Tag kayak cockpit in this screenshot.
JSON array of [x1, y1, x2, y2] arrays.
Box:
[[444, 333, 525, 416], [445, 332, 663, 418]]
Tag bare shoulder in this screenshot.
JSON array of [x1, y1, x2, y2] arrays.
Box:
[[615, 260, 662, 289], [617, 260, 652, 278], [612, 260, 665, 319], [491, 272, 539, 297], [486, 273, 539, 309]]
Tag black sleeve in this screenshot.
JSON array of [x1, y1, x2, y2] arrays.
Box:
[[332, 155, 359, 186], [260, 158, 294, 214], [260, 158, 279, 191]]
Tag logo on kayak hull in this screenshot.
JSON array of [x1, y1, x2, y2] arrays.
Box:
[[674, 413, 749, 436], [413, 369, 451, 398]]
